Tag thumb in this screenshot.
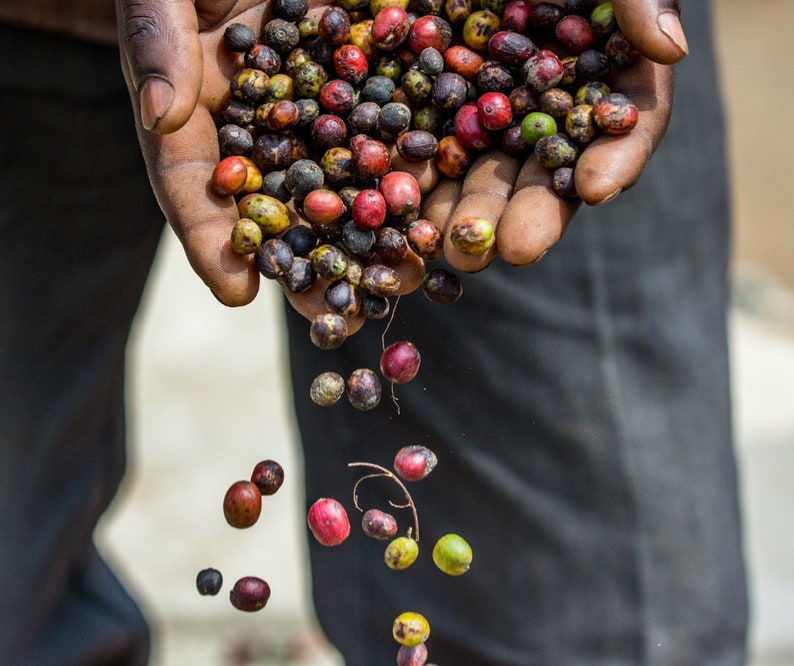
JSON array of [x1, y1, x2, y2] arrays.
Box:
[[612, 0, 688, 65], [116, 0, 204, 133]]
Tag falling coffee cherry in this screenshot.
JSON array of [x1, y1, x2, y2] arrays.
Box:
[[361, 508, 399, 540], [397, 643, 429, 666], [251, 459, 284, 496], [394, 445, 438, 482], [432, 533, 473, 575], [223, 480, 262, 529], [229, 576, 271, 612], [393, 611, 431, 647], [384, 535, 419, 570], [307, 497, 351, 546], [195, 568, 223, 596], [380, 340, 421, 384]]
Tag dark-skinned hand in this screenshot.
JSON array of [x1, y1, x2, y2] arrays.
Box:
[[117, 0, 688, 333]]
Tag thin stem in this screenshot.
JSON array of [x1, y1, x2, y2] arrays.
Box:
[[348, 461, 419, 541]]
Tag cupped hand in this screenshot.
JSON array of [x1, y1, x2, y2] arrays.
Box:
[[421, 0, 686, 272], [116, 0, 424, 333]]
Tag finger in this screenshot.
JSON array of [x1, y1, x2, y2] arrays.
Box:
[[496, 157, 582, 266], [612, 0, 688, 65], [421, 178, 464, 231], [443, 151, 522, 272], [140, 107, 261, 306], [575, 56, 674, 204], [116, 0, 204, 133]]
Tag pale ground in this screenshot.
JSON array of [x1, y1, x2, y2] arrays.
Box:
[[96, 2, 794, 665]]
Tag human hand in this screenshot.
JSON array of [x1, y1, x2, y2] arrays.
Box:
[[421, 0, 688, 272], [116, 0, 423, 333]]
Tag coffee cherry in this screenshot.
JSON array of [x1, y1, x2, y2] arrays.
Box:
[[230, 218, 263, 255], [195, 568, 223, 596], [523, 49, 564, 93], [432, 533, 472, 575], [347, 368, 382, 410], [421, 268, 462, 303], [552, 166, 578, 199], [476, 91, 513, 131], [449, 216, 495, 255], [251, 459, 285, 496], [352, 189, 387, 230], [239, 193, 290, 236], [394, 445, 438, 481], [211, 155, 248, 197], [592, 92, 639, 135], [307, 497, 351, 546], [374, 227, 409, 266], [361, 508, 399, 539], [397, 643, 429, 666], [393, 611, 430, 647], [310, 371, 346, 406], [281, 256, 316, 293], [230, 576, 271, 612], [534, 132, 579, 168], [255, 238, 294, 278], [223, 480, 262, 529], [380, 340, 421, 384], [453, 103, 492, 151], [310, 313, 348, 350], [520, 111, 557, 146], [223, 23, 257, 52], [406, 219, 443, 260], [555, 13, 595, 54], [385, 535, 419, 570], [371, 6, 412, 51]]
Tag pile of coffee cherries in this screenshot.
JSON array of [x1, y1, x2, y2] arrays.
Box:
[[210, 0, 640, 384]]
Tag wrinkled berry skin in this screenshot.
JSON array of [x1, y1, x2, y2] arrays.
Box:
[[534, 132, 579, 168], [397, 642, 429, 666], [361, 508, 399, 540], [251, 459, 285, 496], [592, 93, 639, 135], [223, 480, 262, 529], [196, 568, 223, 596], [230, 576, 271, 612], [394, 444, 438, 481], [347, 368, 382, 410], [307, 497, 351, 546], [449, 216, 495, 255], [310, 371, 346, 406], [422, 268, 462, 303], [309, 312, 348, 349]]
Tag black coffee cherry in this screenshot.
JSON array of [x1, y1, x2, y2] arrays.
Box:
[[274, 0, 309, 22], [280, 256, 316, 293], [224, 23, 257, 52], [282, 225, 318, 257], [255, 238, 294, 279], [261, 18, 300, 54], [196, 568, 223, 596]]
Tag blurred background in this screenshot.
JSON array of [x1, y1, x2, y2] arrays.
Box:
[[96, 1, 794, 664]]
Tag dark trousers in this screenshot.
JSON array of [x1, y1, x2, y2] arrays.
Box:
[[0, 25, 164, 665], [286, 3, 749, 663]]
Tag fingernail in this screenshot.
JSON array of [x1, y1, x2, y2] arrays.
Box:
[[594, 188, 622, 206], [658, 12, 689, 57], [140, 76, 173, 131]]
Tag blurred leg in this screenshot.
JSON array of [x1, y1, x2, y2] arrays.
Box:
[[0, 25, 164, 664]]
